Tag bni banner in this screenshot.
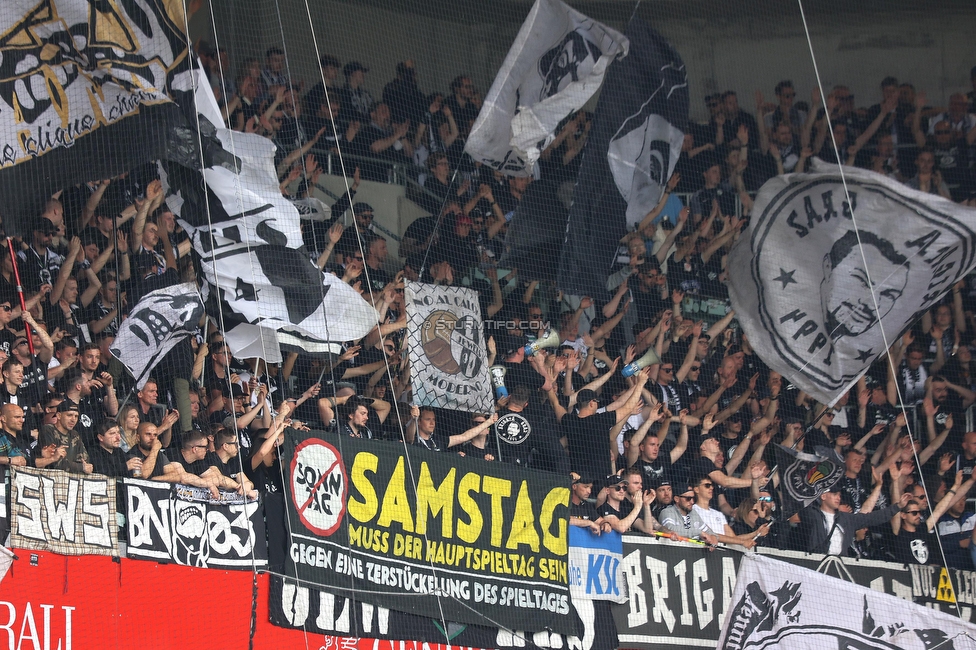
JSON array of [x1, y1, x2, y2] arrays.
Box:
[[281, 430, 574, 635], [124, 479, 267, 569], [569, 526, 627, 602]]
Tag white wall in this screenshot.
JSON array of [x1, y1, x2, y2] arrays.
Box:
[[191, 1, 976, 123]]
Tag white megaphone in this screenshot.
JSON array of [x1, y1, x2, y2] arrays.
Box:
[[489, 365, 509, 399], [523, 329, 561, 357], [621, 347, 661, 377]]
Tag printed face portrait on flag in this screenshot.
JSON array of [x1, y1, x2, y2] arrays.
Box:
[[728, 160, 976, 406], [819, 230, 908, 340]]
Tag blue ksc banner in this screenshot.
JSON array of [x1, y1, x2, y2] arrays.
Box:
[[569, 526, 627, 602]]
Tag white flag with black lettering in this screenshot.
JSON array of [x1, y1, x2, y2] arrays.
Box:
[[718, 554, 975, 650], [406, 282, 493, 413], [465, 0, 628, 175], [727, 159, 976, 406], [110, 282, 205, 389]]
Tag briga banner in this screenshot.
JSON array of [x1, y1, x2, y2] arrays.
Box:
[[10, 466, 118, 557], [124, 479, 268, 569], [281, 430, 575, 634], [405, 281, 494, 414], [612, 537, 976, 649]]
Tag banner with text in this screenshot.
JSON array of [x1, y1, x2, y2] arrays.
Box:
[[124, 479, 267, 569], [281, 430, 574, 634], [612, 537, 976, 649], [269, 576, 618, 650], [406, 282, 494, 414], [718, 554, 976, 650], [10, 467, 118, 557], [568, 527, 627, 603]]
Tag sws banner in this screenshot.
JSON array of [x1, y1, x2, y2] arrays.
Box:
[[568, 527, 627, 603], [718, 554, 976, 650], [269, 576, 619, 650], [405, 281, 494, 414], [10, 466, 118, 557], [281, 430, 574, 634], [124, 479, 267, 569]]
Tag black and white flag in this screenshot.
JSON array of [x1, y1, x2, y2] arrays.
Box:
[[727, 159, 976, 406], [125, 479, 267, 569], [166, 65, 377, 357], [406, 281, 494, 413], [110, 282, 205, 389], [718, 554, 972, 650], [0, 0, 192, 232], [465, 0, 628, 175], [558, 19, 688, 298]]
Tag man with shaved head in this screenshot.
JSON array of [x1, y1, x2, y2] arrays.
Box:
[[0, 403, 26, 472]]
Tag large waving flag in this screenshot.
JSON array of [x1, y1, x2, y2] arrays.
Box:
[[0, 0, 191, 231], [558, 19, 688, 297], [728, 159, 976, 405], [465, 0, 628, 175]]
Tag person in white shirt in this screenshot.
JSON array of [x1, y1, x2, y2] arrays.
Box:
[[690, 474, 766, 549]]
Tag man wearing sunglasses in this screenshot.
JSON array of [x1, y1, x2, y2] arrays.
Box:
[[659, 482, 717, 546], [16, 216, 63, 293], [890, 499, 937, 566], [597, 475, 645, 534]]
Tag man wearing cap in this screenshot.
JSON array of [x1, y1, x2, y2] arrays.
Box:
[[8, 310, 54, 414], [559, 371, 650, 491], [800, 483, 909, 556], [570, 473, 610, 534], [383, 60, 426, 125], [37, 400, 92, 474], [621, 467, 671, 535], [650, 477, 674, 519], [17, 216, 63, 293], [598, 474, 647, 533], [493, 385, 568, 474], [337, 201, 377, 254], [659, 482, 718, 545], [339, 61, 374, 126], [209, 429, 257, 498]]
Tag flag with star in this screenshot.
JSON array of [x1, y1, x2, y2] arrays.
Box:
[[558, 18, 688, 297], [727, 159, 976, 406], [164, 48, 376, 358]]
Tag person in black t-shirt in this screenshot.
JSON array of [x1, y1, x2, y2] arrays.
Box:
[[557, 373, 649, 482], [459, 414, 496, 461], [890, 499, 938, 565], [88, 419, 136, 478], [597, 475, 643, 533], [208, 429, 257, 498], [406, 405, 498, 452], [493, 385, 567, 473]]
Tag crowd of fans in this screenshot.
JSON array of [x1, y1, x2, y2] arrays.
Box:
[[2, 40, 976, 572]]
